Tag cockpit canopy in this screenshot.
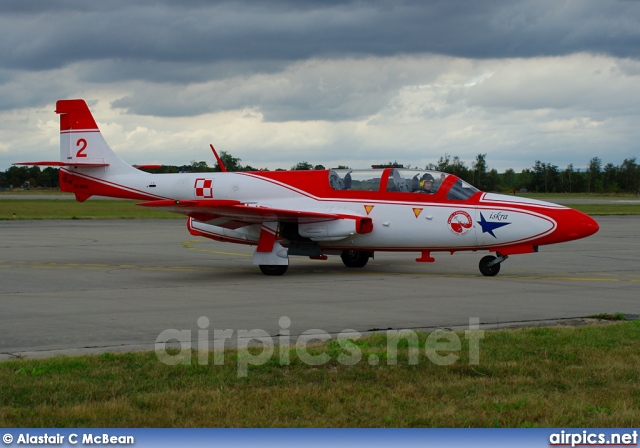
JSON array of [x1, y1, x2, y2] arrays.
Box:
[[328, 168, 479, 200]]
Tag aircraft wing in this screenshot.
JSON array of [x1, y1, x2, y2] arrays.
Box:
[[138, 199, 373, 233]]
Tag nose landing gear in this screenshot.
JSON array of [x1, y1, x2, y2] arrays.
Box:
[[259, 264, 289, 276], [479, 253, 508, 277]]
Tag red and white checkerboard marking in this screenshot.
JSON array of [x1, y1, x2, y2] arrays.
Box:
[[194, 178, 213, 198]]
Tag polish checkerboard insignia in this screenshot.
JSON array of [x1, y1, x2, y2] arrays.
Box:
[[194, 178, 213, 198]]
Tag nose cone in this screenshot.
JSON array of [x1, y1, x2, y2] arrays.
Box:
[[579, 212, 599, 238], [562, 209, 599, 241]]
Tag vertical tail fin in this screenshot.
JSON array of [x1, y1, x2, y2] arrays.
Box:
[[56, 100, 150, 201], [56, 99, 136, 175], [16, 99, 156, 201]]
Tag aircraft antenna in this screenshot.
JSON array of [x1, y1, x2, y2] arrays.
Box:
[[210, 144, 228, 172]]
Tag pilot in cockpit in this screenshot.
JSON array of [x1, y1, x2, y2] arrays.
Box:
[[413, 173, 435, 193]]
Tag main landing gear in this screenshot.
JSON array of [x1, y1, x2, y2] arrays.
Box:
[[340, 250, 372, 268], [479, 253, 508, 277], [258, 247, 509, 276]]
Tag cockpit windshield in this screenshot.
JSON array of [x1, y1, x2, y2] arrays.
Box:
[[329, 169, 383, 191], [328, 168, 479, 200], [446, 178, 479, 200], [386, 169, 446, 194]]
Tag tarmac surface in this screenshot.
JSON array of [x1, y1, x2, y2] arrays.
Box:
[[1, 216, 639, 360]]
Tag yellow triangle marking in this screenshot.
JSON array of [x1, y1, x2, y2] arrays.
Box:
[[413, 208, 423, 218], [364, 205, 374, 215]]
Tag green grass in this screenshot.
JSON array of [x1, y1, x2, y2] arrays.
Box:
[[570, 204, 640, 215], [0, 190, 73, 196], [522, 192, 639, 200], [1, 321, 640, 427], [0, 199, 179, 220]]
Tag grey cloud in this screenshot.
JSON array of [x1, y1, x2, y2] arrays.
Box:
[[2, 0, 640, 128], [75, 59, 290, 84], [450, 56, 640, 119], [110, 57, 447, 120], [0, 67, 79, 111], [2, 0, 639, 75]]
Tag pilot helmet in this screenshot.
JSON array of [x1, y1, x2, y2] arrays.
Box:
[[419, 174, 435, 188]]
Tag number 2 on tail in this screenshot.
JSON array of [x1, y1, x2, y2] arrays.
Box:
[[76, 138, 88, 158]]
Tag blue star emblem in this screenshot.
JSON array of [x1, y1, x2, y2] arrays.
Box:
[[477, 212, 511, 238]]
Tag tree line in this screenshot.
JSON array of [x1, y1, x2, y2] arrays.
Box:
[[2, 151, 639, 194], [427, 154, 640, 194]]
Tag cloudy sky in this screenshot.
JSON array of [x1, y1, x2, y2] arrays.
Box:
[[2, 0, 640, 172]]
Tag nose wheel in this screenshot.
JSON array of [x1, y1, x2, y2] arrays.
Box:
[[479, 254, 507, 277], [259, 264, 289, 276]]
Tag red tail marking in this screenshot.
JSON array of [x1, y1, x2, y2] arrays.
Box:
[[75, 138, 88, 157], [56, 99, 99, 131]]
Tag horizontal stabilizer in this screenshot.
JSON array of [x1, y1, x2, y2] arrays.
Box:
[[133, 164, 163, 170], [13, 161, 109, 167]]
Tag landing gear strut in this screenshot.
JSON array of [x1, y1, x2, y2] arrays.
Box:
[[340, 250, 371, 268], [479, 253, 508, 277]]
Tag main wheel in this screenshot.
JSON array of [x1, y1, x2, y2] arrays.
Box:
[[340, 250, 370, 268], [259, 264, 289, 276], [479, 255, 501, 277]]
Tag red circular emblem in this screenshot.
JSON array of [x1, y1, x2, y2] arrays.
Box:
[[447, 211, 473, 235]]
